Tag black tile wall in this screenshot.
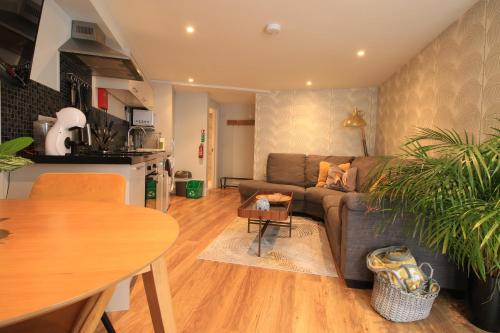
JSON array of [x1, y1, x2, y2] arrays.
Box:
[[0, 53, 129, 150]]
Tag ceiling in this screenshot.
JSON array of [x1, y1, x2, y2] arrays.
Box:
[[173, 85, 256, 105], [59, 0, 477, 91]]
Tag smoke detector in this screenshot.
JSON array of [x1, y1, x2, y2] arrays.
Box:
[[264, 23, 281, 35]]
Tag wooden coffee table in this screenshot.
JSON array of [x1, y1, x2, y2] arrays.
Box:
[[237, 191, 293, 256]]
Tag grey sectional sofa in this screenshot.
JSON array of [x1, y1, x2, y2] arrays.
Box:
[[239, 153, 464, 290]]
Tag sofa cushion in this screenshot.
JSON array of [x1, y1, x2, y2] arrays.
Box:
[[351, 156, 382, 192], [305, 187, 344, 205], [267, 153, 306, 186], [239, 180, 306, 200], [305, 155, 355, 187]]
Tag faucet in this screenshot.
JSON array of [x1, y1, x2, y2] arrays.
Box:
[[127, 126, 147, 150]]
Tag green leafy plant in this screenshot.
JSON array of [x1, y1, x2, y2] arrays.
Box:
[[0, 137, 34, 172], [367, 125, 499, 281]]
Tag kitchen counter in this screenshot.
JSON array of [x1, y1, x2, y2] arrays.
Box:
[[28, 151, 168, 165]]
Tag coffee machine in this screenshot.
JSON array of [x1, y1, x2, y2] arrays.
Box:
[[45, 107, 91, 156]]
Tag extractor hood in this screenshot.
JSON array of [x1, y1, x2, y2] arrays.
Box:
[[59, 21, 143, 81]]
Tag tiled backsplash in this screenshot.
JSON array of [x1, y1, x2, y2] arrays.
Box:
[[0, 53, 129, 150]]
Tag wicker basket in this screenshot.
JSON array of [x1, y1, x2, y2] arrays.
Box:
[[371, 272, 440, 322]]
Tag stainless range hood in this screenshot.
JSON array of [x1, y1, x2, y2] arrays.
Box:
[[59, 21, 143, 81]]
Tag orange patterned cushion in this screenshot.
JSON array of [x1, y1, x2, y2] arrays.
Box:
[[317, 162, 351, 187]]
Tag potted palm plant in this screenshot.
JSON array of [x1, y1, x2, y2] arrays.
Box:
[[367, 125, 499, 332]]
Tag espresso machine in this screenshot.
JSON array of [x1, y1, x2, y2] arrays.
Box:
[[45, 107, 91, 156]]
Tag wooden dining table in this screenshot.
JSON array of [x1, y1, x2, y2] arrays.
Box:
[[0, 199, 179, 333]]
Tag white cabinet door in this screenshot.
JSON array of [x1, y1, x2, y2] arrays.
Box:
[[129, 80, 155, 110], [128, 163, 146, 207]]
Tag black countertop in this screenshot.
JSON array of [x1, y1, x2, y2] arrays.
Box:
[[28, 151, 168, 165]]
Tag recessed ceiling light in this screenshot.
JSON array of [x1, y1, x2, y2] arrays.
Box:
[[306, 81, 312, 86], [186, 26, 195, 34], [264, 23, 281, 35], [357, 49, 366, 57], [188, 78, 194, 83]]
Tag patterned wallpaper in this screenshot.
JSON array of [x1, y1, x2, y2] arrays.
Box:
[[376, 0, 500, 155], [254, 88, 378, 180]]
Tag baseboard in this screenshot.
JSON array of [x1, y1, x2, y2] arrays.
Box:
[[345, 279, 373, 289]]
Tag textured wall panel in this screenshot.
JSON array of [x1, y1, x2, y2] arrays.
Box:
[[482, 0, 500, 139], [376, 0, 495, 155], [254, 88, 377, 180]]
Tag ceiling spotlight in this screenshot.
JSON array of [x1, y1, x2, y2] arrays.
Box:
[[306, 81, 312, 86], [186, 26, 195, 34], [188, 78, 194, 83], [264, 23, 281, 35], [357, 49, 366, 57]]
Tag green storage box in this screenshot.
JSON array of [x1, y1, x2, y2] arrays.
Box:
[[186, 180, 204, 199]]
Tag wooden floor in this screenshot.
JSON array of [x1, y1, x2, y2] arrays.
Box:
[[96, 189, 481, 333]]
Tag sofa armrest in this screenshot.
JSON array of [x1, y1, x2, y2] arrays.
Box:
[[339, 192, 369, 212]]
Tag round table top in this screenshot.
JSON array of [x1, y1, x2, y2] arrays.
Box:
[[0, 200, 179, 327]]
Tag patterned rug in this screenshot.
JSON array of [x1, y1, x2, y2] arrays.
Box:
[[198, 216, 338, 277]]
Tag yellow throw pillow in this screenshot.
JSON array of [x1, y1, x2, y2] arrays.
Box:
[[316, 162, 351, 187], [316, 161, 331, 187], [338, 163, 351, 172]]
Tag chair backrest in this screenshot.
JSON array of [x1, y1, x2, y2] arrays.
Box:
[[30, 173, 126, 204]]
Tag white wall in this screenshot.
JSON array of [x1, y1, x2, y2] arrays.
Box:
[[218, 104, 255, 180], [30, 0, 71, 91], [153, 83, 174, 153], [173, 92, 209, 188]]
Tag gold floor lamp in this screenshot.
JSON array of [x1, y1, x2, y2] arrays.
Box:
[[343, 107, 368, 156]]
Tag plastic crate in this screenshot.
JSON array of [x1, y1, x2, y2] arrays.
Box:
[[186, 180, 203, 199], [146, 178, 157, 199]]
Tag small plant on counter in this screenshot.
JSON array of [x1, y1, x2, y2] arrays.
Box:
[[0, 137, 34, 172]]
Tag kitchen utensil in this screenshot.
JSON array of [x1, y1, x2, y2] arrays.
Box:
[[91, 121, 118, 152], [70, 79, 77, 107], [77, 81, 82, 110]]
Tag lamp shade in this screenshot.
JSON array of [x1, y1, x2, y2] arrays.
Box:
[[343, 108, 367, 127]]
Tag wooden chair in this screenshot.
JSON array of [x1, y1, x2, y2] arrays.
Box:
[[30, 173, 126, 333], [30, 173, 126, 204]]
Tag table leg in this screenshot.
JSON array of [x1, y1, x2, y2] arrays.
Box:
[[142, 257, 176, 333], [247, 218, 250, 233], [289, 214, 292, 237], [71, 285, 116, 333], [258, 218, 262, 257]]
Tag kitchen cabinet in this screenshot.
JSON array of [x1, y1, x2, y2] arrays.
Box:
[[94, 76, 155, 110], [129, 162, 146, 206]]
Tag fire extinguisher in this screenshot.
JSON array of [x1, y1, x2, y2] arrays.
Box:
[[198, 143, 204, 159], [198, 129, 205, 159]]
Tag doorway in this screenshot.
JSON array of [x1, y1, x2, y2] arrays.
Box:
[[206, 107, 217, 189]]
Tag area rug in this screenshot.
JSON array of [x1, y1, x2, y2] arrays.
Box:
[[198, 216, 337, 277]]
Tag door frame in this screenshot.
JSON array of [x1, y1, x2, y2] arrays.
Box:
[[206, 107, 219, 189]]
